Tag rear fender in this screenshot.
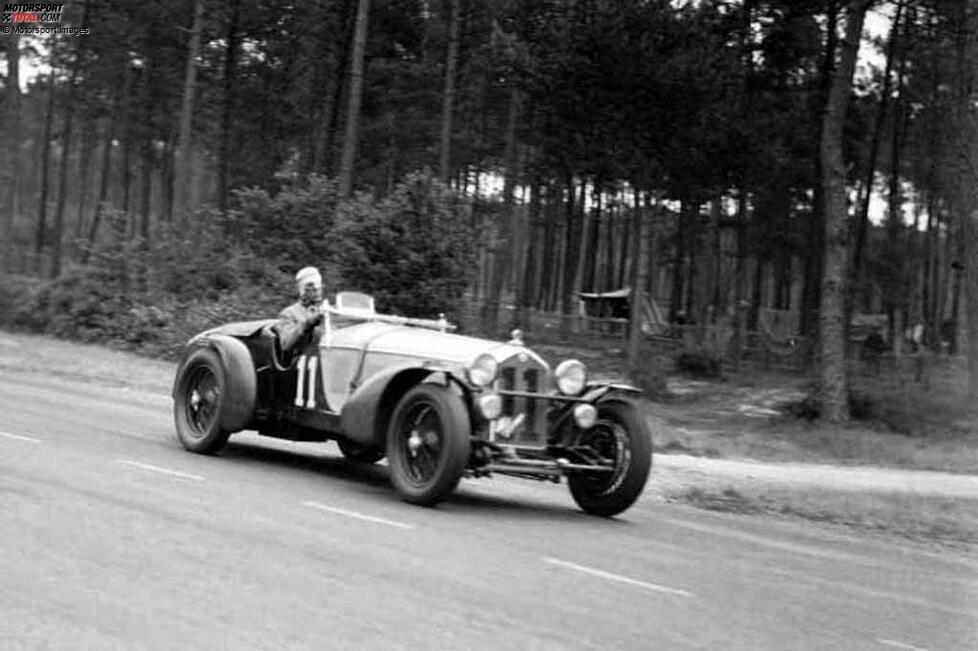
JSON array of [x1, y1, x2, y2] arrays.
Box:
[[174, 335, 256, 431], [340, 365, 468, 447]]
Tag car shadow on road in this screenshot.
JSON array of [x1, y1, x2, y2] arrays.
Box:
[[218, 440, 639, 525], [220, 441, 392, 489]]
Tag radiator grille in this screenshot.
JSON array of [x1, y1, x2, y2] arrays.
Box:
[[495, 355, 549, 448]]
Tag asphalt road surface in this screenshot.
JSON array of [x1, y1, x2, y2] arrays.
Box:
[[1, 368, 975, 651]]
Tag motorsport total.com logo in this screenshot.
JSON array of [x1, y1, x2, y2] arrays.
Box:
[[1, 2, 64, 23]]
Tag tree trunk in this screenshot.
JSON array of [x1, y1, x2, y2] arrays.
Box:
[[73, 118, 98, 241], [173, 0, 204, 225], [819, 0, 872, 421], [438, 0, 461, 182], [34, 75, 57, 274], [618, 194, 632, 289], [955, 2, 978, 395], [218, 0, 241, 220], [482, 89, 521, 334], [2, 33, 21, 270], [581, 180, 597, 292], [514, 178, 542, 331], [922, 198, 935, 342], [800, 0, 840, 342], [316, 0, 356, 175], [81, 111, 116, 264], [337, 0, 371, 198], [966, 216, 978, 396], [710, 198, 723, 320], [559, 175, 583, 337], [627, 190, 650, 374], [732, 190, 749, 366], [644, 192, 658, 297], [539, 184, 557, 311], [50, 109, 73, 276], [684, 201, 699, 325], [669, 208, 686, 322], [851, 0, 903, 282]]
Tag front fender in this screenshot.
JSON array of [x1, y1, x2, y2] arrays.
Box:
[[174, 335, 256, 432], [340, 364, 465, 448], [580, 380, 643, 404]]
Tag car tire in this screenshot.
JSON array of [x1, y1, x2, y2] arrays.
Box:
[[386, 384, 471, 506], [337, 438, 386, 464], [567, 400, 652, 517], [173, 348, 233, 455]]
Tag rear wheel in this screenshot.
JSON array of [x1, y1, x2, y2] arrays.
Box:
[[338, 438, 385, 464], [173, 348, 232, 454], [567, 400, 652, 517], [386, 384, 470, 506]]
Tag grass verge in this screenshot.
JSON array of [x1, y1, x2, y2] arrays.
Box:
[[665, 483, 978, 549]]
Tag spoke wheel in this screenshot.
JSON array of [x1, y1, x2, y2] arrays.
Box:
[[185, 366, 221, 437], [386, 384, 470, 506], [568, 400, 652, 517], [173, 348, 232, 454]]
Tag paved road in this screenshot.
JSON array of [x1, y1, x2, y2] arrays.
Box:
[[1, 369, 975, 651]]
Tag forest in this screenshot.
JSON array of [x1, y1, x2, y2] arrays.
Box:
[[1, 0, 977, 422]]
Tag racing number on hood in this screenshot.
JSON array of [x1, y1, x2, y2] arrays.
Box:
[[295, 355, 319, 409]]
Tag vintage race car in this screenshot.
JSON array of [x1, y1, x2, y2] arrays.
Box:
[[171, 292, 652, 516]]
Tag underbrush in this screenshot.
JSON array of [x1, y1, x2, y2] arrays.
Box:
[[780, 370, 978, 441]]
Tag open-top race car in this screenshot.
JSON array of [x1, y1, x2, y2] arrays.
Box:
[[171, 292, 652, 516]]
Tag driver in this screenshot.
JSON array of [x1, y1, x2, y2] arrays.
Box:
[[275, 266, 327, 353]]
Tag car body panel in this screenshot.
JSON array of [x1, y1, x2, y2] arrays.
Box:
[[174, 296, 639, 455]]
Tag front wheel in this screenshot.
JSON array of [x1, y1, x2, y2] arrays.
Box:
[[173, 348, 232, 455], [386, 384, 471, 506], [567, 400, 652, 517]]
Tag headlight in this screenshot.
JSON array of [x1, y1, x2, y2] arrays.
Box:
[[554, 359, 586, 395], [466, 353, 498, 387], [477, 394, 502, 420], [573, 404, 597, 429]]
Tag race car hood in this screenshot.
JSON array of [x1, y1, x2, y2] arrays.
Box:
[[328, 321, 548, 368]]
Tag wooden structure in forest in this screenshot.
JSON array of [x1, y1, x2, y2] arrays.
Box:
[[577, 287, 667, 336]]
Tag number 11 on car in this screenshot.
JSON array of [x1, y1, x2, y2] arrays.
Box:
[[295, 355, 318, 408]]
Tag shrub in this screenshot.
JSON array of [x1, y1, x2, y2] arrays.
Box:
[[675, 349, 723, 379], [231, 175, 340, 271], [330, 171, 477, 318]]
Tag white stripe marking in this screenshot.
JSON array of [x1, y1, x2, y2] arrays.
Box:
[[117, 460, 205, 482], [302, 501, 414, 530], [876, 640, 930, 651], [0, 430, 43, 443], [544, 558, 695, 598]]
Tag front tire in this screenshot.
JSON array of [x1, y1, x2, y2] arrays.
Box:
[[386, 384, 471, 506], [173, 348, 232, 455], [568, 400, 652, 517]]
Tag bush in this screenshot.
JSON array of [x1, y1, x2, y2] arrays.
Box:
[[675, 349, 723, 379], [330, 171, 477, 318], [2, 171, 479, 359], [231, 175, 340, 272], [783, 386, 880, 424]]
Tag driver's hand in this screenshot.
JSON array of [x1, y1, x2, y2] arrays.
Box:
[[305, 310, 324, 329]]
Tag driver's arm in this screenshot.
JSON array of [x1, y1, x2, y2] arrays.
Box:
[[275, 303, 322, 352]]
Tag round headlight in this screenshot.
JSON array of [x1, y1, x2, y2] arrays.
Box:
[[477, 394, 502, 420], [554, 359, 586, 395], [467, 353, 498, 387]]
